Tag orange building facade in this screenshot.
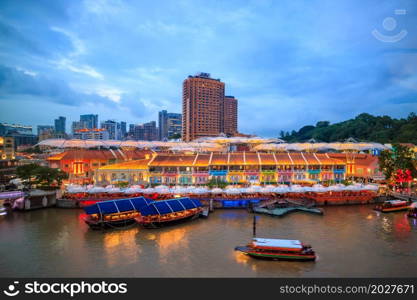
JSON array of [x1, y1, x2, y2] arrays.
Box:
[[47, 149, 151, 184], [224, 96, 238, 136], [182, 73, 226, 142]]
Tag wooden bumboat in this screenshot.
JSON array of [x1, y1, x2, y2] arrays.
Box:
[[83, 197, 152, 229], [234, 215, 316, 261], [83, 197, 204, 229], [235, 238, 316, 261], [374, 200, 410, 213], [134, 198, 203, 228]]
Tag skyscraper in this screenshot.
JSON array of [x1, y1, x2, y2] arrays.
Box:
[[101, 120, 122, 140], [80, 114, 98, 129], [54, 116, 66, 134], [182, 72, 225, 142], [143, 121, 158, 141], [158, 110, 182, 140], [224, 96, 238, 136], [120, 121, 127, 138], [130, 121, 158, 141]]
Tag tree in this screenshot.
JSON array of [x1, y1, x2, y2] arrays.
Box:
[[16, 164, 68, 188], [378, 144, 416, 184], [168, 133, 181, 140], [115, 181, 129, 188], [284, 112, 417, 143], [16, 164, 41, 186], [316, 121, 330, 128], [207, 178, 228, 189]]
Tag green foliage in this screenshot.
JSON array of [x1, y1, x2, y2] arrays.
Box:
[[283, 112, 417, 144], [378, 143, 416, 182], [16, 164, 68, 188], [168, 133, 181, 140], [115, 181, 129, 188], [21, 145, 43, 154], [207, 178, 228, 189]]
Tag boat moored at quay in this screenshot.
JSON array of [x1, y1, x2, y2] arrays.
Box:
[[83, 196, 203, 229], [374, 200, 410, 213]]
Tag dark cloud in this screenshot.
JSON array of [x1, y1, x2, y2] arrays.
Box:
[[0, 65, 112, 106]]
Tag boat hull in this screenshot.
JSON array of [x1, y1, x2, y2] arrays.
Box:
[[235, 246, 316, 261], [374, 206, 409, 213], [84, 217, 136, 230], [137, 212, 200, 229]]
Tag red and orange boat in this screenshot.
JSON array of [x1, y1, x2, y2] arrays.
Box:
[[374, 200, 410, 213]]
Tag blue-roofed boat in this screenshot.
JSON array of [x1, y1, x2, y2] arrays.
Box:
[[135, 197, 203, 228], [83, 197, 152, 229]]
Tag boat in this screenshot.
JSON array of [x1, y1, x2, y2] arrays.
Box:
[[83, 197, 152, 229], [374, 200, 410, 213], [234, 216, 316, 261], [135, 197, 203, 228], [235, 238, 316, 261]]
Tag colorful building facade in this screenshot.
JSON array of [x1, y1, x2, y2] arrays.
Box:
[[47, 149, 152, 184], [94, 152, 348, 186]]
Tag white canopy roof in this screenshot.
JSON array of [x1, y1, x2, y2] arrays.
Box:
[[252, 238, 303, 249]]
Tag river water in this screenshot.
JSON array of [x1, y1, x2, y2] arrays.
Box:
[[1, 205, 417, 277]]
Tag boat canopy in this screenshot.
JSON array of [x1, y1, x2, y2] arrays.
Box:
[[84, 197, 202, 216], [138, 197, 202, 216], [252, 238, 303, 249], [84, 197, 152, 215], [385, 200, 408, 205]]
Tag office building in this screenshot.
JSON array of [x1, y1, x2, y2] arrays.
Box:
[[158, 110, 182, 140], [0, 123, 37, 146], [130, 121, 158, 141], [73, 128, 109, 140], [80, 114, 98, 129], [120, 122, 127, 138], [182, 72, 225, 142], [224, 96, 238, 136], [101, 120, 122, 140], [54, 116, 66, 134]]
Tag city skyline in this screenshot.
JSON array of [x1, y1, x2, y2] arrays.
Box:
[[0, 0, 416, 137]]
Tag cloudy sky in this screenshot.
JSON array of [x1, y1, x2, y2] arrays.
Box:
[[0, 0, 416, 137]]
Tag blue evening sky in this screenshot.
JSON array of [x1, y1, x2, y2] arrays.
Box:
[[0, 0, 416, 136]]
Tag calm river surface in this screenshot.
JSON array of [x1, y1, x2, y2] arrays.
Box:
[[1, 205, 417, 277]]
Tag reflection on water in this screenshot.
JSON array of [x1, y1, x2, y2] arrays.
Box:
[[1, 205, 417, 277], [102, 228, 141, 267]]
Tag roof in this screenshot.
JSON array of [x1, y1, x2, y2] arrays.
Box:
[[137, 197, 202, 216], [47, 149, 148, 161], [210, 153, 228, 165], [245, 152, 259, 165], [193, 153, 210, 167], [275, 153, 293, 165], [150, 154, 195, 167], [252, 238, 303, 249], [98, 158, 151, 170], [84, 197, 152, 215], [258, 153, 276, 165]]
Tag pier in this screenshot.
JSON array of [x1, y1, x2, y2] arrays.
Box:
[[253, 206, 323, 217]]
